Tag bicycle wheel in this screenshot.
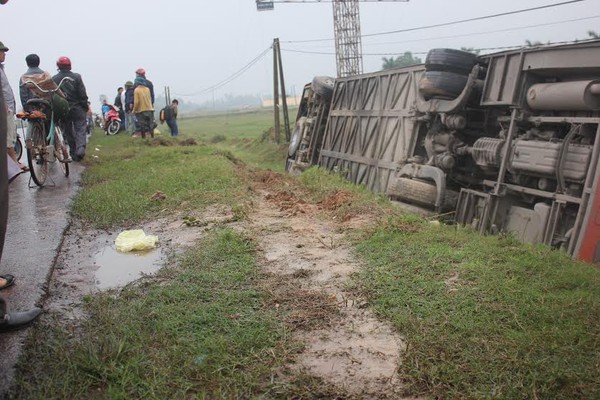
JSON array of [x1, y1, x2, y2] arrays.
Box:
[[27, 121, 48, 186], [54, 125, 69, 177], [14, 136, 23, 161]]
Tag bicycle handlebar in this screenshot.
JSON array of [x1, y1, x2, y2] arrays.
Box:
[[23, 77, 74, 94]]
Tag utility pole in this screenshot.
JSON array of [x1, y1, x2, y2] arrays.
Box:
[[272, 38, 291, 144], [164, 86, 171, 106], [273, 38, 281, 144], [276, 39, 291, 142]]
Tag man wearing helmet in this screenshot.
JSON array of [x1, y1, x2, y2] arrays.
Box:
[[52, 56, 89, 161]]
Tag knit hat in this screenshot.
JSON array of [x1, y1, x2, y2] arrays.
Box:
[[125, 81, 133, 87], [0, 41, 9, 52]]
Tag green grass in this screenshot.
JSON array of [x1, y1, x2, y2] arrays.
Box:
[[14, 229, 289, 399], [178, 108, 291, 140], [178, 108, 291, 171], [214, 137, 287, 172], [352, 216, 600, 399]]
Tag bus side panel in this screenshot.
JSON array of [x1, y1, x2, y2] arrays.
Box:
[[318, 67, 423, 193]]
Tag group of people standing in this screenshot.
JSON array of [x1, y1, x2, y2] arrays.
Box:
[[106, 69, 180, 138], [0, 0, 181, 331], [6, 48, 90, 164]]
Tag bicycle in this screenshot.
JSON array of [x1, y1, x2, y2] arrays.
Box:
[[17, 77, 72, 187]]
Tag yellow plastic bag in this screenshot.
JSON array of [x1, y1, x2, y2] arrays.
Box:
[[115, 229, 159, 252]]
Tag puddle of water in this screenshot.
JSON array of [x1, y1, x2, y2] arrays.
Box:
[[94, 245, 164, 290]]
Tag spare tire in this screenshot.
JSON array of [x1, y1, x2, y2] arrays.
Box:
[[311, 76, 335, 99], [425, 48, 477, 74], [419, 70, 469, 100], [387, 177, 458, 211]]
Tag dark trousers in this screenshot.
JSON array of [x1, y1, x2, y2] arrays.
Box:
[[64, 106, 87, 158], [166, 118, 178, 136]]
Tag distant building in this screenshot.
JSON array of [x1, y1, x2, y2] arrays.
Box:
[[261, 95, 301, 108]]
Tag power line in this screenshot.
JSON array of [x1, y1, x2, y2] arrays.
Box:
[[263, 0, 408, 2], [282, 38, 599, 56], [289, 14, 600, 50], [363, 0, 585, 39], [282, 0, 586, 43], [174, 46, 272, 97], [362, 15, 600, 47]]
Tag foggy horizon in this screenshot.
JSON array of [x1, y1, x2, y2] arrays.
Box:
[[1, 0, 597, 113]]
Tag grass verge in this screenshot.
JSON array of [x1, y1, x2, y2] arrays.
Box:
[[352, 216, 600, 399], [73, 134, 246, 229]]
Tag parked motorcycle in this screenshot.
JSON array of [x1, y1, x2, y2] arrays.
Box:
[[104, 104, 121, 135]]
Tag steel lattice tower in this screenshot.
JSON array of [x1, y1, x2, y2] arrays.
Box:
[[332, 0, 363, 77]]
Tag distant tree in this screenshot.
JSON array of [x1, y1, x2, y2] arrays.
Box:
[[588, 30, 599, 39], [460, 47, 480, 55], [525, 40, 544, 47], [381, 51, 422, 70]]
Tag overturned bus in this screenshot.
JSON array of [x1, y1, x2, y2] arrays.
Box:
[[286, 40, 600, 264]]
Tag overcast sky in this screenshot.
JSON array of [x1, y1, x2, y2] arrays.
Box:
[[1, 0, 597, 112]]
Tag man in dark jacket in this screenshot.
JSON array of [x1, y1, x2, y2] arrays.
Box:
[[114, 87, 124, 129], [161, 99, 179, 137], [52, 56, 89, 161], [19, 53, 54, 111], [123, 81, 135, 135]]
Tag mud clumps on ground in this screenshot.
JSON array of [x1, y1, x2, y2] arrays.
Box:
[[265, 191, 316, 216], [256, 170, 283, 185], [179, 138, 198, 146], [318, 189, 353, 211], [147, 137, 175, 146]]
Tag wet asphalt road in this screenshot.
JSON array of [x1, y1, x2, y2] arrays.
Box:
[[0, 148, 84, 393]]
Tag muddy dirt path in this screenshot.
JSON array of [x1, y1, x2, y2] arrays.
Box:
[[41, 171, 409, 398], [247, 184, 407, 398]]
